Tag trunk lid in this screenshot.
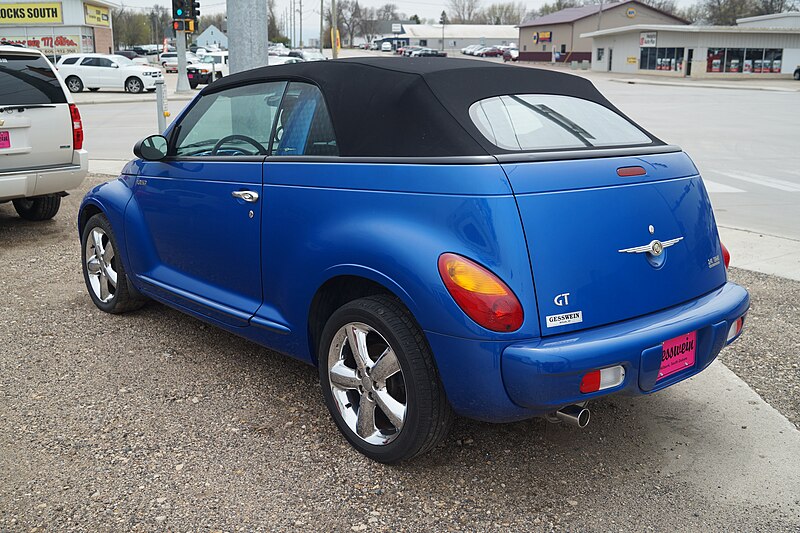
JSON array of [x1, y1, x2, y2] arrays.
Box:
[[0, 50, 73, 173], [504, 151, 727, 335]]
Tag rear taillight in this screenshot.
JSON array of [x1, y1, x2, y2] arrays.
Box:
[[721, 242, 730, 269], [438, 253, 523, 332], [580, 365, 626, 394], [69, 103, 84, 150]]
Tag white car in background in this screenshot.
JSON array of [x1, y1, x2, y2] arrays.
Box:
[[187, 51, 229, 89], [160, 52, 198, 72], [57, 54, 162, 93], [0, 45, 87, 220], [381, 42, 393, 52]]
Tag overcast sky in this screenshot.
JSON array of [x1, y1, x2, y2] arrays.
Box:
[[111, 0, 696, 43]]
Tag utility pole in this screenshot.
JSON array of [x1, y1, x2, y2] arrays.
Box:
[[597, 0, 604, 31], [299, 0, 303, 48], [319, 0, 323, 53], [331, 0, 338, 58], [227, 0, 269, 74], [175, 26, 191, 93]]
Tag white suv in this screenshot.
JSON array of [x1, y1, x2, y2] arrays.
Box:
[[56, 53, 163, 94], [0, 45, 87, 220]]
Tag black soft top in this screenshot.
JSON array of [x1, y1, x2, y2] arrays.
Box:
[[204, 57, 662, 158]]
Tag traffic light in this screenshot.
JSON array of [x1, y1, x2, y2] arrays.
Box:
[[172, 0, 188, 19], [439, 11, 448, 25], [172, 19, 185, 31], [189, 1, 200, 20]]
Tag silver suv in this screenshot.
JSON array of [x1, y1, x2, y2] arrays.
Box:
[[0, 45, 87, 220]]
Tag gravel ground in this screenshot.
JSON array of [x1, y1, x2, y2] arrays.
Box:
[[1, 175, 798, 531]]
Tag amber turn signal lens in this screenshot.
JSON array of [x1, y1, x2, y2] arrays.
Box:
[[438, 253, 523, 332]]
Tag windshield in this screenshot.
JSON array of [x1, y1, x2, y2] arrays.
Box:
[[469, 94, 652, 152], [201, 56, 218, 64]]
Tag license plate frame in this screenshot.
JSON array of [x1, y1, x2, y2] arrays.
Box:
[[658, 330, 697, 381], [0, 130, 10, 149]]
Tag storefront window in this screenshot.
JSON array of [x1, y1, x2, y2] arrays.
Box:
[[724, 48, 744, 72], [764, 49, 782, 73], [639, 47, 684, 71], [597, 48, 604, 61], [707, 48, 724, 72]]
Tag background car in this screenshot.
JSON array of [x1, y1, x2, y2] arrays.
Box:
[[288, 49, 327, 61], [187, 51, 229, 88], [79, 58, 748, 464], [502, 48, 519, 62], [57, 54, 163, 93], [410, 48, 447, 57], [114, 50, 149, 65], [478, 46, 502, 57], [794, 66, 799, 80], [0, 45, 87, 220], [381, 42, 392, 52], [162, 52, 199, 73]]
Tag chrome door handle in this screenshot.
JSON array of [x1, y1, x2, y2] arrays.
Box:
[[232, 190, 259, 203]]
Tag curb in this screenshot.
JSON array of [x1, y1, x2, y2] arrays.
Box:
[[610, 78, 800, 92]]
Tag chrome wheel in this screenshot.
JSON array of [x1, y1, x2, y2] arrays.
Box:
[[327, 322, 407, 446], [66, 77, 82, 92], [126, 78, 143, 93], [84, 227, 118, 303]]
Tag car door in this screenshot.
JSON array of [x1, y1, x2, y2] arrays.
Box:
[[128, 81, 287, 327], [79, 57, 115, 88]]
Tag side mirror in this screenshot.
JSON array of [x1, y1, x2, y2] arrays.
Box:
[[111, 63, 119, 68], [134, 135, 168, 161]]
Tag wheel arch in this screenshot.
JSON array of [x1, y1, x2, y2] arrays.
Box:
[[306, 269, 420, 367]]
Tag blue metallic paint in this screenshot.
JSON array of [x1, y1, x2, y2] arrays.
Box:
[[80, 141, 749, 423]]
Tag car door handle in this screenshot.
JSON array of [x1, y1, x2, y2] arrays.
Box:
[[232, 190, 259, 203]]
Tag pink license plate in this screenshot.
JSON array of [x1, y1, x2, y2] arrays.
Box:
[[0, 131, 10, 149], [658, 331, 697, 381]]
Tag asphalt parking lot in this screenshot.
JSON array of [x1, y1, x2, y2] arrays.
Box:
[[1, 176, 799, 531]]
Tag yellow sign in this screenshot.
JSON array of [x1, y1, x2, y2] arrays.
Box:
[[626, 7, 636, 18], [0, 3, 63, 24], [84, 3, 110, 27], [627, 56, 638, 64], [532, 31, 552, 45]]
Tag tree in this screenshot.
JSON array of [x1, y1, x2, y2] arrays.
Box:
[[376, 3, 401, 20], [410, 14, 421, 24], [197, 13, 226, 35], [111, 8, 151, 48], [446, 0, 482, 22], [358, 7, 381, 44], [476, 2, 526, 24], [339, 0, 363, 46]]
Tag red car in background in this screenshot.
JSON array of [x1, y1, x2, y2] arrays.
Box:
[[478, 47, 502, 57]]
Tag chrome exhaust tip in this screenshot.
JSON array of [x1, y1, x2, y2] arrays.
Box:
[[554, 404, 591, 428]]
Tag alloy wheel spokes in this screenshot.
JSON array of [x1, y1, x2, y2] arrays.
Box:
[[85, 227, 118, 303]]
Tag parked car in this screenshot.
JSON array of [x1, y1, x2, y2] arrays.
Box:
[[78, 58, 749, 464], [186, 51, 229, 89], [381, 41, 392, 52], [115, 50, 149, 65], [288, 49, 327, 61], [502, 48, 519, 62], [268, 56, 303, 66], [56, 54, 163, 93], [794, 66, 799, 80], [161, 52, 199, 72], [0, 45, 87, 220], [478, 46, 502, 57], [410, 48, 447, 57]]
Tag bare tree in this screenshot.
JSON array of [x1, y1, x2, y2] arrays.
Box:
[[376, 3, 400, 19], [476, 2, 526, 24], [446, 0, 483, 22], [358, 7, 381, 44]]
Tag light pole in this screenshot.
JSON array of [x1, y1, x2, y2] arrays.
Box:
[[319, 0, 323, 53], [331, 0, 338, 58], [439, 11, 447, 52]]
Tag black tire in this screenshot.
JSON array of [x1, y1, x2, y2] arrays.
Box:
[[88, 88, 100, 92], [318, 295, 453, 463], [125, 76, 144, 94], [65, 76, 83, 93], [81, 213, 147, 314], [189, 81, 199, 89], [12, 195, 61, 221], [794, 70, 800, 81]]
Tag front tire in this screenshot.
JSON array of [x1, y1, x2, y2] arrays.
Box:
[[81, 214, 147, 314], [65, 76, 83, 93], [318, 295, 453, 463], [125, 77, 144, 94], [13, 195, 61, 220]]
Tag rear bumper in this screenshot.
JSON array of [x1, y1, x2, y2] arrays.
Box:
[[428, 282, 749, 422], [502, 282, 749, 414], [0, 150, 88, 201]]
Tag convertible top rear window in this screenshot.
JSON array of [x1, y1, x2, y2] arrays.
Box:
[[469, 95, 651, 152]]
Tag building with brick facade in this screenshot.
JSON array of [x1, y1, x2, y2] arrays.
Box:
[[517, 0, 687, 62], [0, 0, 114, 61]]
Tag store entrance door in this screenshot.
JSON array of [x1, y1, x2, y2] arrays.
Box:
[[686, 49, 693, 76]]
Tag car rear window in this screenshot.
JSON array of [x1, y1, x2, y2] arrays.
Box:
[[469, 94, 651, 152], [61, 57, 79, 65], [0, 52, 66, 105]]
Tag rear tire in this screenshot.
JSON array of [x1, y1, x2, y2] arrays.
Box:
[[65, 76, 83, 93], [13, 195, 61, 221], [81, 213, 147, 314], [318, 295, 453, 463]]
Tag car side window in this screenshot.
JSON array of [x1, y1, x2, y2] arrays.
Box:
[[174, 81, 287, 157], [98, 58, 115, 68], [80, 57, 96, 66], [272, 82, 338, 157], [61, 57, 79, 65]]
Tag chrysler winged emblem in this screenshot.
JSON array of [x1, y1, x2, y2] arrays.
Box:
[[0, 119, 4, 127], [618, 237, 683, 256]]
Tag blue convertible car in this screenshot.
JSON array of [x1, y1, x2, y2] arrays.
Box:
[[79, 58, 749, 463]]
